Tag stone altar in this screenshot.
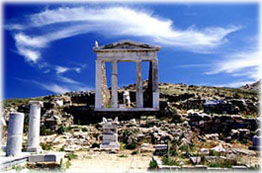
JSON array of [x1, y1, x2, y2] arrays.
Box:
[[100, 117, 120, 150]]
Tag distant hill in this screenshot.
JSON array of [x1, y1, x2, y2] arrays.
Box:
[[240, 80, 261, 91]]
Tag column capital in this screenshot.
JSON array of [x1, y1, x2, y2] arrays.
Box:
[[152, 59, 158, 63], [9, 112, 24, 116], [29, 101, 43, 107]]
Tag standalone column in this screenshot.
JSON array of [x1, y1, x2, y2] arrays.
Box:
[[0, 115, 6, 152], [152, 59, 159, 109], [136, 61, 143, 108], [95, 60, 102, 109], [27, 101, 43, 152], [6, 112, 24, 156], [111, 60, 118, 108]]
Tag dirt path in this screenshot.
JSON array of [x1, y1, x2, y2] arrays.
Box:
[[66, 151, 152, 172]]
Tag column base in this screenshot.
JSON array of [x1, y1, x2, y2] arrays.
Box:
[[0, 145, 6, 152], [153, 92, 159, 109], [26, 146, 42, 153], [100, 142, 120, 150]]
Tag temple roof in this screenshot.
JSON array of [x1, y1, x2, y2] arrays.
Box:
[[93, 40, 160, 52]]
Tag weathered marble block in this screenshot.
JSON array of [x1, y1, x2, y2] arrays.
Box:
[[100, 117, 120, 150], [153, 144, 168, 156], [28, 152, 64, 163]]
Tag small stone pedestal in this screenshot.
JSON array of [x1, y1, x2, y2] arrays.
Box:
[[27, 101, 43, 152], [6, 112, 24, 156], [153, 144, 168, 156], [100, 117, 120, 150], [249, 128, 262, 151]]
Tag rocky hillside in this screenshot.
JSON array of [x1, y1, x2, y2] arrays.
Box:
[[2, 81, 259, 134], [240, 80, 261, 91], [1, 81, 260, 168]]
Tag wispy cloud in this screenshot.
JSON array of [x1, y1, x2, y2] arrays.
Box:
[[35, 82, 93, 94], [7, 6, 240, 64], [34, 79, 92, 94], [55, 66, 69, 74], [174, 63, 210, 68], [57, 76, 82, 85], [15, 47, 41, 63], [55, 65, 83, 74], [16, 75, 92, 94], [36, 82, 70, 94], [206, 48, 261, 80]]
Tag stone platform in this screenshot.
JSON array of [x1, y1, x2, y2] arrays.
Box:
[[95, 107, 159, 112], [0, 152, 30, 170], [28, 152, 64, 163], [0, 152, 65, 170]]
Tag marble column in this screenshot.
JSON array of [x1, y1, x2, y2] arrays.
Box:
[[152, 59, 159, 109], [136, 61, 143, 108], [111, 60, 118, 108], [95, 60, 102, 109], [27, 101, 43, 152], [0, 115, 5, 152], [6, 112, 24, 156], [147, 61, 153, 108]]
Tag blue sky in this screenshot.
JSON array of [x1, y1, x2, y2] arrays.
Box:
[[3, 3, 260, 99]]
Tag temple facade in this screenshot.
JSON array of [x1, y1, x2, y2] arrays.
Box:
[[93, 40, 160, 111]]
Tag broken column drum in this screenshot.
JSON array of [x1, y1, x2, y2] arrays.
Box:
[[6, 112, 24, 156], [93, 40, 160, 111], [27, 101, 43, 152], [100, 117, 120, 150]]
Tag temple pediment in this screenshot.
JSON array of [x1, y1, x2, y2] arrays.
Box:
[[93, 40, 160, 52]]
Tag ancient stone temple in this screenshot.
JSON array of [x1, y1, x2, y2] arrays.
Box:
[[100, 117, 120, 150], [93, 40, 160, 111]]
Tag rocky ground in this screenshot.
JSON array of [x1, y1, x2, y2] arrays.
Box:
[[1, 81, 260, 170], [66, 150, 152, 172]]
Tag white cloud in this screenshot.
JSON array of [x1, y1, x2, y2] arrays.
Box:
[[55, 66, 69, 74], [14, 33, 44, 63], [55, 65, 83, 74], [14, 33, 47, 48], [5, 24, 26, 30], [8, 6, 240, 64], [174, 63, 210, 68], [206, 49, 261, 80], [16, 47, 41, 63], [31, 7, 239, 51], [75, 67, 81, 73]]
